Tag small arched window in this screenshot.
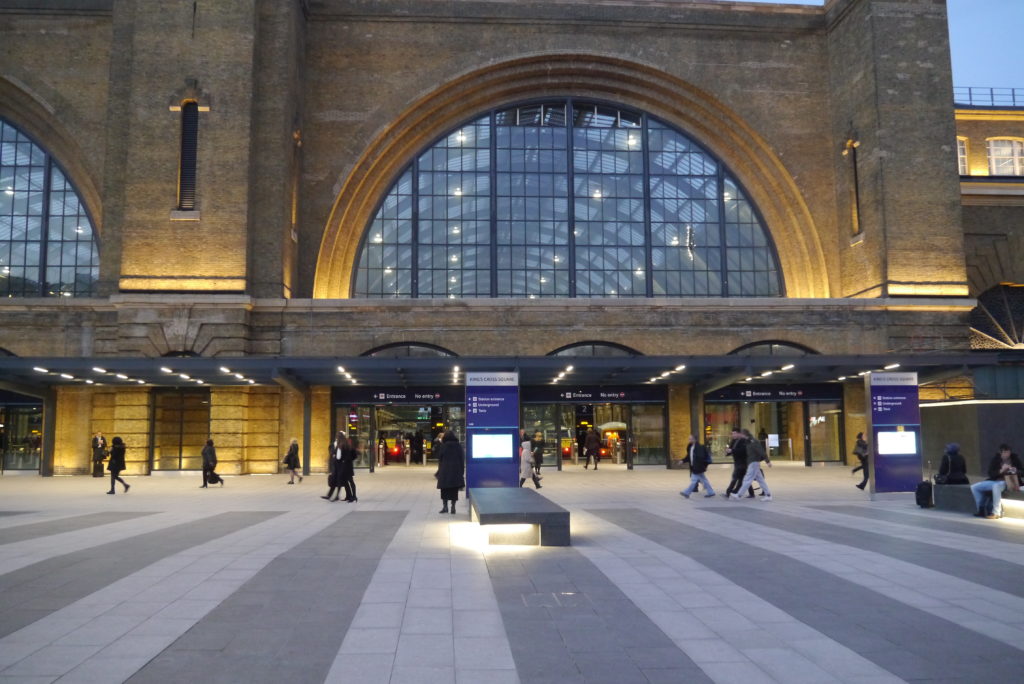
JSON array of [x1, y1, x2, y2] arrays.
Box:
[[0, 117, 98, 297], [548, 342, 641, 357], [986, 138, 1024, 176], [178, 101, 199, 210], [728, 341, 818, 356], [361, 343, 458, 358]]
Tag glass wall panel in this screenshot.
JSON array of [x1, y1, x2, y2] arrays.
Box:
[[521, 404, 558, 468], [0, 118, 97, 297], [808, 400, 843, 462], [0, 403, 43, 471], [352, 100, 780, 299]]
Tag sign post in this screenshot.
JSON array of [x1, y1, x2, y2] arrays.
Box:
[[865, 372, 921, 498], [465, 372, 520, 489]]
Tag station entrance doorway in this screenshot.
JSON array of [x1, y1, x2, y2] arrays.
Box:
[[333, 387, 464, 468], [703, 384, 844, 465], [521, 386, 668, 468]]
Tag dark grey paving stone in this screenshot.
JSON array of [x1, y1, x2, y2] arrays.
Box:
[[0, 511, 155, 546], [812, 504, 1024, 544], [127, 511, 407, 684], [590, 508, 1023, 682], [489, 546, 712, 684], [708, 506, 1024, 598], [0, 511, 33, 517], [0, 511, 280, 639]]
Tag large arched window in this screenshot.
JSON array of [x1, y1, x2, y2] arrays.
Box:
[[353, 99, 781, 299], [0, 117, 98, 297]]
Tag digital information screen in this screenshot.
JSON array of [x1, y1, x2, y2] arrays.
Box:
[[876, 430, 917, 455], [471, 432, 514, 459]]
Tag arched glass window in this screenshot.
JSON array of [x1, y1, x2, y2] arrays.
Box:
[[353, 100, 782, 299], [549, 342, 641, 357], [0, 117, 98, 297], [728, 341, 818, 356], [362, 343, 457, 358]]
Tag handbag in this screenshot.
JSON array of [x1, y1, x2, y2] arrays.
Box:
[[934, 474, 948, 485], [1005, 474, 1021, 493]]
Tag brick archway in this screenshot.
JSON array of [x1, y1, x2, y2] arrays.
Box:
[[313, 54, 828, 299]]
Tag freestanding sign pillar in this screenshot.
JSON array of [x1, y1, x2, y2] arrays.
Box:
[[465, 372, 520, 489], [865, 372, 922, 498]]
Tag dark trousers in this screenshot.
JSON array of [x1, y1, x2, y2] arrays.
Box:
[[585, 449, 599, 468], [857, 461, 869, 488], [202, 464, 215, 487], [519, 475, 541, 489], [726, 465, 754, 496], [109, 470, 126, 492], [342, 477, 356, 500]]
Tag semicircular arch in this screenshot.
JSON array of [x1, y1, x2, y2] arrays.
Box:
[[0, 76, 103, 235], [314, 53, 828, 299]]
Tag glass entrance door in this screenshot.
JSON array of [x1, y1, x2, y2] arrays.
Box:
[[336, 403, 465, 468], [0, 403, 43, 471], [151, 389, 210, 471]]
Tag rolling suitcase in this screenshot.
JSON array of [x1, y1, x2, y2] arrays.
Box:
[[915, 480, 933, 508]]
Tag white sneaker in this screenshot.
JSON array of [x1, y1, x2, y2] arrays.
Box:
[[728, 493, 741, 500], [760, 495, 773, 502]]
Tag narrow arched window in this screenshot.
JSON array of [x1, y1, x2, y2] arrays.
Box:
[[178, 101, 199, 210]]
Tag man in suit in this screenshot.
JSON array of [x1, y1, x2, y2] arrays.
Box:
[[680, 434, 715, 498], [91, 432, 107, 478]]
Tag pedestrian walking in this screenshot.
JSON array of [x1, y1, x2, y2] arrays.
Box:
[[283, 437, 303, 484], [680, 434, 715, 498], [435, 430, 465, 514], [583, 427, 601, 469], [322, 431, 346, 501], [730, 428, 772, 501], [106, 436, 130, 495], [200, 439, 221, 488], [851, 432, 869, 490], [723, 428, 752, 498], [340, 436, 358, 502], [532, 431, 545, 476], [519, 432, 541, 489]]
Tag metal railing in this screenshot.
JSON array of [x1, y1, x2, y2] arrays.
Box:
[[954, 87, 1024, 108]]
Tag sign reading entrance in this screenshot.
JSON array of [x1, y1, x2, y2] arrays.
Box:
[[465, 372, 520, 489], [866, 372, 921, 495]]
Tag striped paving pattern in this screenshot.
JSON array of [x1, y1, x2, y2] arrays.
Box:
[[0, 466, 1022, 683]]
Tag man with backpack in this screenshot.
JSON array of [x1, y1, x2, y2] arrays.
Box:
[[729, 428, 772, 501]]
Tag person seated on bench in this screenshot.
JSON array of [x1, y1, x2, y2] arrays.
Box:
[[970, 444, 1023, 519], [937, 443, 970, 485]]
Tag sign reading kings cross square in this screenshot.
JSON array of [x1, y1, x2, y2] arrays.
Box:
[[465, 372, 520, 489]]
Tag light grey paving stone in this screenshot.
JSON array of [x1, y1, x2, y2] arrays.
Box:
[[489, 546, 711, 684], [814, 505, 1024, 544], [323, 653, 393, 684], [0, 512, 155, 546], [591, 507, 1022, 683], [390, 665, 455, 684], [0, 512, 280, 640], [710, 506, 1024, 597], [126, 511, 407, 684]]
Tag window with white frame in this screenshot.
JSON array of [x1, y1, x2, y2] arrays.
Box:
[[956, 137, 969, 175], [986, 138, 1024, 176]]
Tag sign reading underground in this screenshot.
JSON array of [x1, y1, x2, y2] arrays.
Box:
[[465, 371, 520, 489], [866, 372, 922, 495]]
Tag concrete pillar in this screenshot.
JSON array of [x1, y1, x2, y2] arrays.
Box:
[[842, 381, 867, 466], [310, 386, 331, 473], [53, 387, 93, 475], [668, 384, 692, 466]]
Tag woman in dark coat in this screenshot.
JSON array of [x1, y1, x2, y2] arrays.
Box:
[[284, 437, 302, 484], [937, 442, 970, 485], [852, 432, 870, 490], [106, 436, 129, 495], [435, 431, 465, 515]]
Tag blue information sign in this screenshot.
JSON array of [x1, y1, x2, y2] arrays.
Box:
[[465, 372, 520, 489], [866, 372, 921, 495]]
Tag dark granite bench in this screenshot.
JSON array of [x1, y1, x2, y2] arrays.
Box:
[[468, 487, 570, 546], [933, 483, 1024, 519]]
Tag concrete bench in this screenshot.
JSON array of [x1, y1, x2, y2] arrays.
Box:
[[468, 487, 570, 546], [933, 483, 1024, 519]]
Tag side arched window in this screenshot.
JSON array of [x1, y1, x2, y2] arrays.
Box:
[[0, 117, 98, 297]]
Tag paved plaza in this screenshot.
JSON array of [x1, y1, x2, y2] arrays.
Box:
[[0, 463, 1022, 684]]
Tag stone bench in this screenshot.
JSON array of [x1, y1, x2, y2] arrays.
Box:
[[933, 483, 1024, 519], [468, 487, 570, 546]]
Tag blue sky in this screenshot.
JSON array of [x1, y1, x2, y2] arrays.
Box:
[[731, 0, 1024, 88]]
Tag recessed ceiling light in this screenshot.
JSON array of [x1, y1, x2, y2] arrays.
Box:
[[92, 367, 106, 373]]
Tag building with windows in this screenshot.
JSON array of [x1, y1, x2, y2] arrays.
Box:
[[1, 0, 1021, 478]]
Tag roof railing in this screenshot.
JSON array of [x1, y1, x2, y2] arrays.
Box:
[[954, 87, 1024, 108]]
